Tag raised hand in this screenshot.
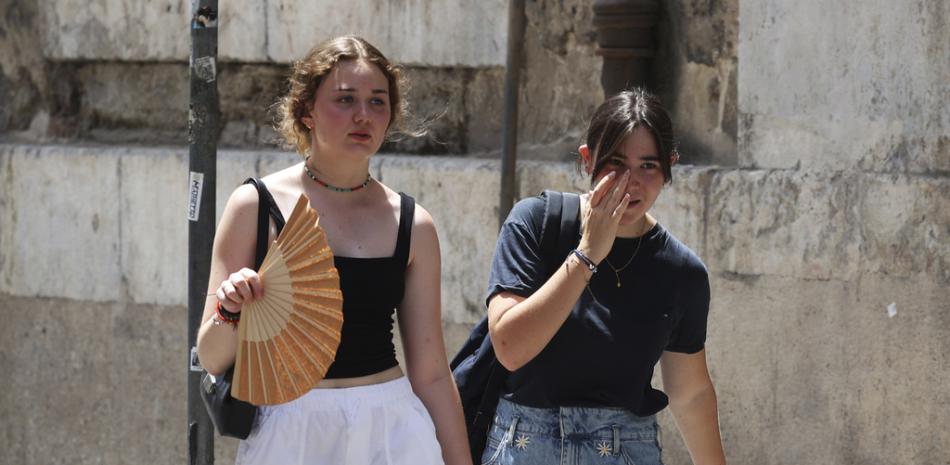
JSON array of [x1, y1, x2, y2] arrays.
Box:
[[577, 170, 630, 264], [215, 268, 264, 313]]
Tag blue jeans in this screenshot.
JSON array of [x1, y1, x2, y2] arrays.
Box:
[[480, 398, 664, 465]]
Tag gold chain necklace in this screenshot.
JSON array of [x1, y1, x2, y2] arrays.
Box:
[[603, 220, 650, 288]]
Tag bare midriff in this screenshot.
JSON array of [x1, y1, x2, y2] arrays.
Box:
[[315, 365, 404, 389]]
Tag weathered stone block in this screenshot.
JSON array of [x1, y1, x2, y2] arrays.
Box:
[[697, 272, 950, 465], [705, 169, 861, 280], [0, 146, 13, 291], [42, 0, 191, 61], [3, 145, 122, 301], [265, 0, 506, 66], [463, 67, 505, 154], [0, 295, 240, 465], [219, 0, 267, 61], [0, 297, 117, 464], [110, 302, 188, 465], [739, 0, 949, 173], [672, 61, 738, 165], [386, 67, 470, 154], [652, 0, 740, 168], [78, 63, 189, 136], [857, 173, 950, 284], [519, 1, 603, 159], [120, 147, 188, 306], [42, 0, 506, 66], [650, 166, 714, 260]]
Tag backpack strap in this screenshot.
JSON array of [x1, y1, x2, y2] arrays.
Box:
[[242, 178, 286, 270], [540, 190, 562, 261], [394, 193, 415, 267], [540, 190, 581, 273], [558, 192, 581, 257]]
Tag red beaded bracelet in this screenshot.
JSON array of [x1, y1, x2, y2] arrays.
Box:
[[215, 302, 241, 325]]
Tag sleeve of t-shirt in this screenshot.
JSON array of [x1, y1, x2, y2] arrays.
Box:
[[665, 260, 711, 354], [485, 197, 548, 307]]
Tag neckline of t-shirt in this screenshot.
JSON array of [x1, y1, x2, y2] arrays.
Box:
[[613, 222, 662, 242]]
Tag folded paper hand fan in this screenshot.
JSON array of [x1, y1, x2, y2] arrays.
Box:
[[232, 194, 344, 406]]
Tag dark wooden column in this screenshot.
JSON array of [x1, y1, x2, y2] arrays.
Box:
[[592, 0, 660, 95]]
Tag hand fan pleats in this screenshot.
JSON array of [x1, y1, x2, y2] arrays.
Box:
[[232, 194, 343, 406]]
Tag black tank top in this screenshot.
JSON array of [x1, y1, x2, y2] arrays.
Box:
[[252, 180, 413, 379]]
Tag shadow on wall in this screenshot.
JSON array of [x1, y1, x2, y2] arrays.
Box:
[[651, 0, 738, 167]]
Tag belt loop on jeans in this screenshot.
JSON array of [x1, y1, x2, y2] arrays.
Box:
[[612, 425, 621, 456], [505, 416, 520, 445], [558, 407, 565, 439]]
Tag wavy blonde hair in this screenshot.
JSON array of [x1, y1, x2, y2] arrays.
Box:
[[275, 36, 410, 156]]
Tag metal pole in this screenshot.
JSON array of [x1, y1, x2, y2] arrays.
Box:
[[188, 2, 219, 464], [498, 0, 527, 228]]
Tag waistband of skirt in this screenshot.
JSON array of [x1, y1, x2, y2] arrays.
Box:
[[268, 376, 415, 411]]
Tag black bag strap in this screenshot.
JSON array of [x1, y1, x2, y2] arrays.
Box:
[[540, 190, 581, 273], [243, 178, 286, 269], [540, 190, 562, 260]]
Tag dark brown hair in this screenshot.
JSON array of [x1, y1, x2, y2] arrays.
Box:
[[584, 88, 677, 184], [275, 36, 410, 156]]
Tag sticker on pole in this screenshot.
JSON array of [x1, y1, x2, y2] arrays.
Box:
[[190, 346, 204, 372], [188, 171, 204, 222], [193, 56, 216, 83]]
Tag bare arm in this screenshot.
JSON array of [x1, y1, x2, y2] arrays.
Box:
[[487, 256, 593, 370], [195, 184, 266, 376], [397, 205, 472, 465], [660, 349, 726, 465], [488, 170, 631, 371]]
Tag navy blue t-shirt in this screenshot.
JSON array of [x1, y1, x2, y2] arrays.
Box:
[[486, 195, 710, 416]]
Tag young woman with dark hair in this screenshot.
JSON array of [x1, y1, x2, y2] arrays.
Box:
[[483, 89, 725, 465]]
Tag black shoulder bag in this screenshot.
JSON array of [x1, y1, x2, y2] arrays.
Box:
[[199, 178, 286, 439], [450, 190, 580, 464]]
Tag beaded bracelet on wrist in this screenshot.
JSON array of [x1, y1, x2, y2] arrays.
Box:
[[215, 302, 241, 326]]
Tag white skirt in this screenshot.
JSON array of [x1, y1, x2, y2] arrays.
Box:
[[236, 377, 445, 465]]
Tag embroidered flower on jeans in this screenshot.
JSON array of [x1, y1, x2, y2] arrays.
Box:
[[514, 433, 530, 450], [596, 441, 612, 457]]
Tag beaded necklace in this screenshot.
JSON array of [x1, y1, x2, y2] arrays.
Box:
[[304, 164, 371, 192]]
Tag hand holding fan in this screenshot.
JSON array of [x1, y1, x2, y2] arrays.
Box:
[[232, 194, 344, 406]]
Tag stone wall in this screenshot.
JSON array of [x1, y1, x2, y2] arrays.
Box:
[[39, 0, 506, 65], [2, 143, 948, 465], [1, 0, 739, 164], [1, 0, 948, 464]]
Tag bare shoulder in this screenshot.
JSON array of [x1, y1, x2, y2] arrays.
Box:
[[408, 201, 439, 265], [259, 163, 305, 197], [412, 202, 437, 233], [378, 183, 437, 237], [222, 182, 260, 218], [213, 182, 261, 270]]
